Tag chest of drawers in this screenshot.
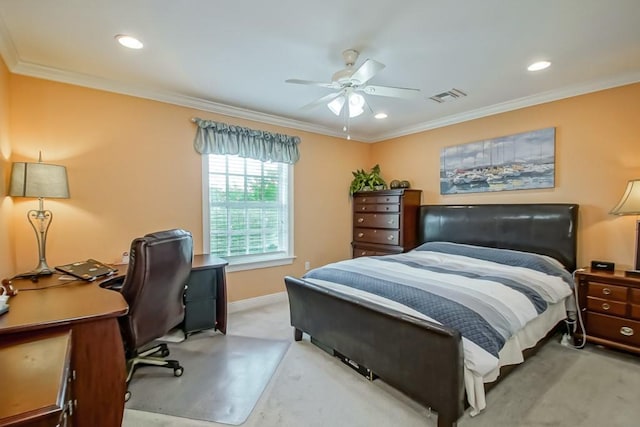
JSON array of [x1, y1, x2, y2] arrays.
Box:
[[575, 268, 640, 353], [351, 189, 421, 258]]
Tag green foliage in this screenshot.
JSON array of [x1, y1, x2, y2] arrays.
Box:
[[349, 164, 387, 195]]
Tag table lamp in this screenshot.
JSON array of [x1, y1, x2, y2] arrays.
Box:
[[9, 156, 70, 277], [610, 179, 640, 277]]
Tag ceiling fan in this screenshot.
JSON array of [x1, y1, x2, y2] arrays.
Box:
[[285, 49, 422, 119]]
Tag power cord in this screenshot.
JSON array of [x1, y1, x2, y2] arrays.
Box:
[[560, 268, 587, 349]]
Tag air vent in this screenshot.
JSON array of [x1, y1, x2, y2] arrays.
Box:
[[429, 88, 467, 104]]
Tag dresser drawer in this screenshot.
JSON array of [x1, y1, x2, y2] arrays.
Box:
[[355, 203, 400, 213], [586, 296, 627, 316], [631, 304, 640, 321], [355, 195, 400, 204], [630, 288, 640, 304], [353, 213, 399, 229], [354, 228, 399, 245], [587, 282, 628, 302], [587, 312, 640, 347], [353, 247, 395, 258]]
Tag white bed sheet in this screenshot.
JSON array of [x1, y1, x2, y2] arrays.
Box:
[[305, 278, 569, 415]]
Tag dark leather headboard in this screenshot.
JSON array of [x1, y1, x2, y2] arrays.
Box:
[[418, 204, 578, 272]]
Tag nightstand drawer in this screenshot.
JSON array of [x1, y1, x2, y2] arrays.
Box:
[[587, 312, 640, 347], [353, 213, 399, 229], [587, 282, 628, 302], [586, 296, 627, 316]]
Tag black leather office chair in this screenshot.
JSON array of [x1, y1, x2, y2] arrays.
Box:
[[103, 229, 193, 400]]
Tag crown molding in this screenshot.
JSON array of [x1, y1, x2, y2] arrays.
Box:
[[7, 58, 362, 141], [372, 71, 640, 142], [3, 49, 639, 144]]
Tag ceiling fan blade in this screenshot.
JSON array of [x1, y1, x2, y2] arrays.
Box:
[[350, 59, 385, 85], [360, 85, 422, 99], [285, 79, 339, 89], [300, 91, 344, 111]]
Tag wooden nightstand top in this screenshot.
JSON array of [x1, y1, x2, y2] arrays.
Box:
[[576, 268, 640, 287]]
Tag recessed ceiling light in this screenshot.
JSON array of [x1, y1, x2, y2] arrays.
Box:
[[527, 61, 551, 71], [374, 113, 388, 120], [115, 34, 143, 49]]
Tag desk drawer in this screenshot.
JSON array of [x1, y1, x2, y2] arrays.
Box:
[[588, 282, 627, 302], [587, 312, 640, 347], [353, 228, 399, 245], [586, 296, 627, 316], [353, 213, 399, 229]]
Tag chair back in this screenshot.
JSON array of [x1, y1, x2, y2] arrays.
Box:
[[119, 229, 193, 351]]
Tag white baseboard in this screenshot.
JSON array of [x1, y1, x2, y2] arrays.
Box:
[[228, 291, 287, 314]]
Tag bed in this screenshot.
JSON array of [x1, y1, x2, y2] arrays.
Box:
[[284, 204, 578, 427]]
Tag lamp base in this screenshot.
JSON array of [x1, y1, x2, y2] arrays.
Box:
[[624, 270, 640, 279]]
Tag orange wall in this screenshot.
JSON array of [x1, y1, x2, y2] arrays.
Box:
[[372, 83, 640, 270], [8, 75, 370, 300], [0, 57, 12, 278]]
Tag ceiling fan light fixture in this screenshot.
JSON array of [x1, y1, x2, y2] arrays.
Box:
[[348, 93, 365, 118], [327, 96, 345, 116]]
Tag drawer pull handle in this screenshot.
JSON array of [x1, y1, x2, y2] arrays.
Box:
[[601, 303, 610, 310], [387, 235, 394, 241], [620, 326, 634, 337], [361, 207, 366, 211], [357, 233, 364, 238], [602, 288, 612, 295], [357, 218, 364, 223], [387, 219, 394, 224], [361, 251, 367, 256], [362, 198, 367, 202]]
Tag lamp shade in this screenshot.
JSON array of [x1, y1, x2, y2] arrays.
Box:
[[610, 179, 640, 215], [9, 162, 70, 199]]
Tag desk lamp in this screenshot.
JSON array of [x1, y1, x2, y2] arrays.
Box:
[[9, 155, 69, 277], [610, 179, 640, 277]]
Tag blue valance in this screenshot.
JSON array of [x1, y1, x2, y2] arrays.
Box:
[[193, 118, 300, 164]]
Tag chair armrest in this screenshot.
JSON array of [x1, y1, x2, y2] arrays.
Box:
[[100, 275, 125, 291]]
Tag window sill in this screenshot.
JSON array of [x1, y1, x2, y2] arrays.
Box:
[[225, 255, 296, 273]]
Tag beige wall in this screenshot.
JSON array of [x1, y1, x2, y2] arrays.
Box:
[[7, 74, 370, 300], [4, 61, 639, 296], [372, 83, 640, 270], [0, 57, 13, 278]]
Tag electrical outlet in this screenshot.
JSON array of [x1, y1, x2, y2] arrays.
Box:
[[304, 261, 311, 271]]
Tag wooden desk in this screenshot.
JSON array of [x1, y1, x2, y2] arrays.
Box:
[[0, 276, 128, 427]]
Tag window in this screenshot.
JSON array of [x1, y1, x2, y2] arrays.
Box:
[[203, 154, 293, 271]]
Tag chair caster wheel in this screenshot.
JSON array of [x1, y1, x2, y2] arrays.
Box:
[[174, 367, 184, 377], [125, 390, 131, 402], [160, 348, 170, 357]]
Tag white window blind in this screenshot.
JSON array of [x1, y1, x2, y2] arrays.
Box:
[[203, 154, 293, 268]]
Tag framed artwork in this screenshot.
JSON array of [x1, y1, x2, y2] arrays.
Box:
[[440, 127, 555, 195]]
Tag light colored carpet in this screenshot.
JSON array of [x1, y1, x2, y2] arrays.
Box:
[[124, 298, 640, 427], [126, 334, 289, 425]]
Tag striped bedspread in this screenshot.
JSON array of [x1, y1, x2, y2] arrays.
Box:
[[303, 242, 573, 378]]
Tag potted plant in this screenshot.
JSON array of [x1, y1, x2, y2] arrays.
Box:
[[349, 164, 387, 195]]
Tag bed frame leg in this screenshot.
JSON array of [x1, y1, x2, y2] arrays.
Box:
[[293, 328, 303, 341], [437, 415, 457, 427]]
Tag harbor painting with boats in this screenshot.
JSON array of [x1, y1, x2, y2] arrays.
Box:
[[440, 127, 555, 195]]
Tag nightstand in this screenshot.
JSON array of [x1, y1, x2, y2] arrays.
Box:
[[575, 268, 640, 354]]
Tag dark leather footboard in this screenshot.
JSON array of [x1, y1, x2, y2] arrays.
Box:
[[285, 276, 464, 427]]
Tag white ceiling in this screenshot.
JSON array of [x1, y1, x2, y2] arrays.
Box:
[[1, 0, 639, 142]]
